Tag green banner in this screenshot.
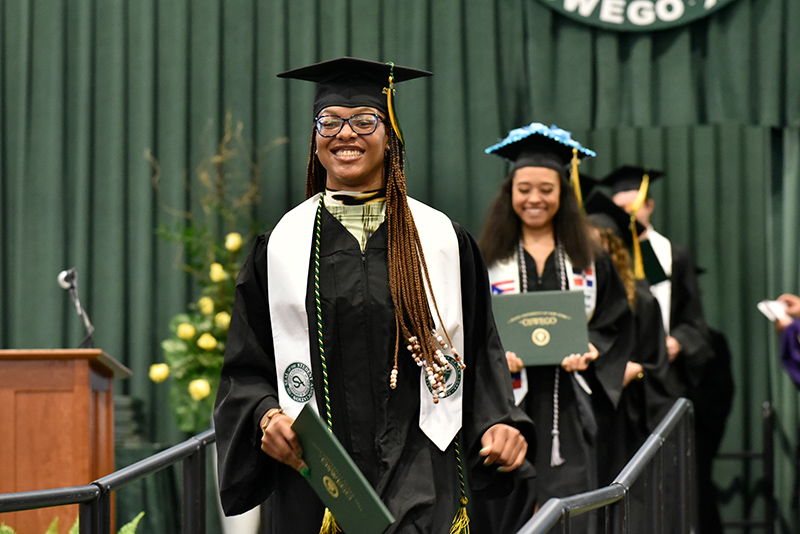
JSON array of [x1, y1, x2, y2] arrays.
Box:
[[534, 0, 739, 32]]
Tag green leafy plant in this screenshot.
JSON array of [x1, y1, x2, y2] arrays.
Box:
[[147, 114, 270, 434]]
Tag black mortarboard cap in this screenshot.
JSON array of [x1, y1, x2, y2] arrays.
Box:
[[277, 57, 432, 118], [601, 165, 665, 195], [584, 191, 645, 248], [579, 173, 600, 201], [485, 123, 596, 174]]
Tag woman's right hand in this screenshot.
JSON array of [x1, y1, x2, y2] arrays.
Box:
[[506, 351, 524, 373], [260, 411, 309, 476]]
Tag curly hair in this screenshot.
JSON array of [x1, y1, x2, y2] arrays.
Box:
[[595, 227, 636, 308], [478, 168, 597, 269]]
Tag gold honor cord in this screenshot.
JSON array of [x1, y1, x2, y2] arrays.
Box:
[[629, 173, 650, 280], [570, 148, 583, 211], [384, 62, 405, 146]]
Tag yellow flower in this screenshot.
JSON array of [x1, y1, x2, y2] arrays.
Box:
[[225, 232, 243, 252], [197, 332, 218, 351], [149, 363, 170, 383], [210, 262, 228, 282], [188, 379, 211, 401], [198, 296, 214, 315], [176, 323, 196, 340], [214, 311, 231, 331]]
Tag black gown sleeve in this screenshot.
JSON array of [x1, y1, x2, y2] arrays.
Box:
[[668, 245, 713, 388], [213, 233, 281, 516], [632, 281, 674, 429], [453, 223, 537, 494], [585, 251, 635, 409]]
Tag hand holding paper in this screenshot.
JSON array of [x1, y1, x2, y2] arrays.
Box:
[[757, 299, 790, 322], [260, 411, 309, 475], [777, 293, 800, 318]]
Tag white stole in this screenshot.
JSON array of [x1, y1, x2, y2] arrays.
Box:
[[643, 227, 673, 334], [487, 248, 596, 405], [267, 194, 464, 451]]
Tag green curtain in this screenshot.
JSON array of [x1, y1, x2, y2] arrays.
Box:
[[1, 0, 799, 530]]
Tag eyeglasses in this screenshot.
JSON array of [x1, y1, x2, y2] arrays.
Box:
[[314, 113, 384, 137]]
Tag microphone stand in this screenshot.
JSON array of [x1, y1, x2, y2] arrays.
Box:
[[69, 285, 95, 348], [60, 269, 96, 348]]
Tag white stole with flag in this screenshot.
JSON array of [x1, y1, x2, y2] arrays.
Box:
[[267, 193, 464, 452], [487, 248, 597, 404]]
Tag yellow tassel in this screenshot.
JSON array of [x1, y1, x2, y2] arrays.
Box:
[[449, 496, 470, 534], [628, 173, 650, 280], [319, 508, 342, 534], [385, 75, 404, 147], [631, 217, 645, 280], [569, 148, 583, 211]]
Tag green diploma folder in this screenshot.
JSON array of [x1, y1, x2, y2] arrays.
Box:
[[292, 404, 395, 534], [491, 289, 590, 366]]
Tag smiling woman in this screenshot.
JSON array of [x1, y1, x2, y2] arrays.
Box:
[[476, 122, 634, 533], [213, 57, 537, 534], [314, 105, 389, 191]]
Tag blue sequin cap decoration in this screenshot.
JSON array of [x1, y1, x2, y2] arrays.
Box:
[[485, 122, 596, 161]]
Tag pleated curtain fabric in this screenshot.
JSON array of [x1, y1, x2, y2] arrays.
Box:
[[0, 0, 799, 530]]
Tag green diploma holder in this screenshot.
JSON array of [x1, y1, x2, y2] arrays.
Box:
[[491, 289, 590, 366], [291, 404, 395, 534]]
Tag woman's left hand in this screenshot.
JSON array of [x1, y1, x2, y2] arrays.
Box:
[[561, 343, 599, 372], [479, 423, 528, 472]]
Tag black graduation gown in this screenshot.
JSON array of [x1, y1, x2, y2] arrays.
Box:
[[519, 250, 632, 513], [595, 280, 672, 487], [213, 208, 536, 534], [660, 243, 714, 399]]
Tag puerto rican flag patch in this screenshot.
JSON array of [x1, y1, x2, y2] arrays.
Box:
[[512, 372, 522, 389], [491, 280, 517, 294]]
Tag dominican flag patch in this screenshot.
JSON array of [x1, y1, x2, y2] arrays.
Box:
[[492, 280, 516, 294], [573, 267, 594, 287]]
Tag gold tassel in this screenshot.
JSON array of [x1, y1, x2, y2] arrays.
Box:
[[569, 148, 583, 211], [382, 63, 405, 147], [449, 496, 470, 534], [319, 508, 342, 534], [631, 216, 645, 280], [629, 173, 650, 280]]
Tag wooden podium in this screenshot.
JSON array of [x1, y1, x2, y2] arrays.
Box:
[[0, 349, 132, 533]]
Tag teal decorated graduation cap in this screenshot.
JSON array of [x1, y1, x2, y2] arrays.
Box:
[[584, 190, 645, 248], [277, 56, 432, 145], [485, 123, 596, 208]]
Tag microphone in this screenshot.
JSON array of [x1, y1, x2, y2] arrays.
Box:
[[57, 267, 95, 348], [57, 268, 77, 289]]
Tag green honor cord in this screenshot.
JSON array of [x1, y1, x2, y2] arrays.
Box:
[[314, 198, 341, 534]]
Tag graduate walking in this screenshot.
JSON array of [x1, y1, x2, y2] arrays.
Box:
[[213, 57, 536, 534], [477, 123, 634, 533]]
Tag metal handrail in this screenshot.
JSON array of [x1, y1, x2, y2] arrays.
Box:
[[516, 397, 696, 534], [0, 429, 216, 534], [2, 397, 766, 534]]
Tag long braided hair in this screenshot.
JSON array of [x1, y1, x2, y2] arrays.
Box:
[[305, 125, 456, 397]]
